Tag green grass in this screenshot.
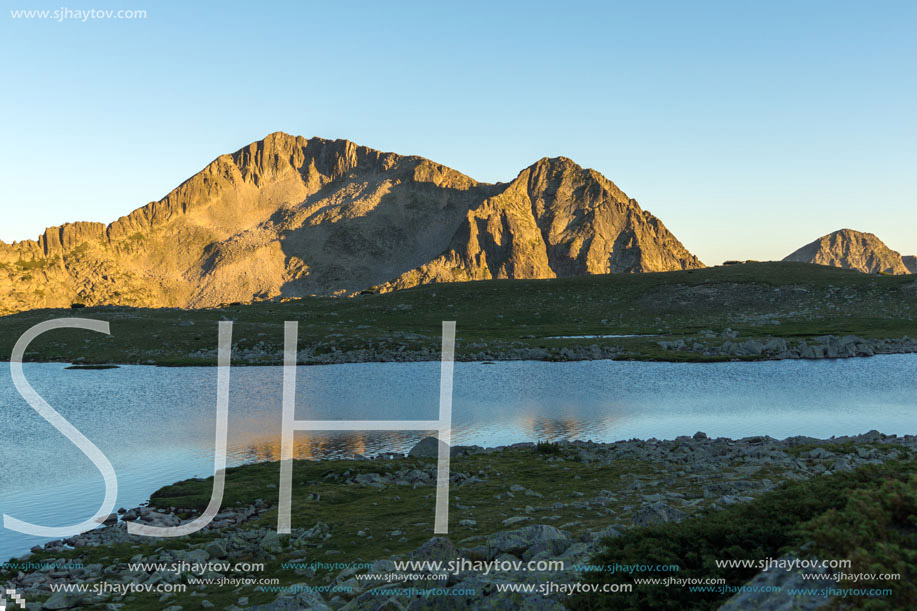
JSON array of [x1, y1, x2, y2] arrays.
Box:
[[5, 445, 914, 609], [571, 459, 917, 611], [536, 440, 563, 455], [14, 257, 57, 271], [1, 448, 658, 609], [0, 261, 915, 365], [146, 449, 656, 561]]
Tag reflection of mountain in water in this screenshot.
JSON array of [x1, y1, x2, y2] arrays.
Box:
[[527, 417, 615, 441], [221, 415, 621, 464], [226, 430, 461, 464]]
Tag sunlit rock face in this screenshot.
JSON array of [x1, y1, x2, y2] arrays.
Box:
[[0, 132, 703, 314], [784, 229, 911, 275]]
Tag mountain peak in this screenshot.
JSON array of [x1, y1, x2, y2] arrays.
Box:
[[532, 155, 577, 166], [0, 134, 704, 314], [783, 229, 910, 275]]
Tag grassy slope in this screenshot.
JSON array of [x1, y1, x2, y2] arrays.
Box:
[[573, 459, 917, 610], [5, 449, 914, 610], [1, 450, 660, 609], [0, 262, 915, 366]]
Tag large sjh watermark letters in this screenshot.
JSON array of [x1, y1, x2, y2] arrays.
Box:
[[277, 321, 456, 535], [4, 318, 457, 539]]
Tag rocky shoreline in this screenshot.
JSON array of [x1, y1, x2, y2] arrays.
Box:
[[4, 431, 915, 610], [658, 331, 917, 360], [52, 332, 917, 367]]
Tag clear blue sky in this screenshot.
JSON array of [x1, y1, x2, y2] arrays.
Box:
[[1, 0, 915, 265]]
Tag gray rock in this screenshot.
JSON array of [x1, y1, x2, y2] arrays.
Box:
[[486, 524, 568, 558], [42, 591, 85, 610], [742, 340, 765, 355], [260, 531, 283, 553], [204, 540, 227, 559], [633, 502, 687, 527], [721, 553, 837, 610], [764, 337, 788, 353], [408, 436, 449, 458], [301, 521, 330, 539], [587, 525, 622, 543], [247, 586, 331, 611], [410, 537, 457, 563], [353, 473, 387, 487], [180, 548, 209, 564]]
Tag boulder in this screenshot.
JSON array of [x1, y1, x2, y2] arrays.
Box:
[[721, 553, 837, 610], [353, 473, 387, 487], [486, 525, 569, 558], [764, 338, 788, 353], [410, 537, 457, 563], [408, 437, 449, 458], [204, 541, 227, 559], [632, 502, 687, 527], [42, 591, 85, 610], [260, 531, 283, 553], [248, 587, 331, 611]]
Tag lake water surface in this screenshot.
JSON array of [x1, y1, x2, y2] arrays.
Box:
[[1, 356, 915, 559]]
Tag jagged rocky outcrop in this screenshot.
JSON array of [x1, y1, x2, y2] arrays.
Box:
[[0, 133, 703, 315], [381, 157, 702, 290], [783, 229, 911, 275]]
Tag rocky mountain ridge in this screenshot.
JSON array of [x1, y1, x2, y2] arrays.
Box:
[[904, 255, 917, 274], [783, 228, 913, 275], [0, 133, 703, 315]]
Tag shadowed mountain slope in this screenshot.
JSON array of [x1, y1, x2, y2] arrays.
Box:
[[0, 133, 703, 315], [903, 255, 917, 274]]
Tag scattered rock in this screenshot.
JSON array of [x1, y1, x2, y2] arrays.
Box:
[[408, 437, 449, 458], [633, 502, 687, 527]]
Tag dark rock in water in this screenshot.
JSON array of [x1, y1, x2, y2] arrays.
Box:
[[409, 436, 450, 458], [65, 364, 120, 370]]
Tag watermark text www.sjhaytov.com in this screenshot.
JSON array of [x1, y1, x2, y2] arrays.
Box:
[[9, 7, 147, 22]]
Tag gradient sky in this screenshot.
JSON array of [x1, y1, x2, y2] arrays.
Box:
[[1, 0, 915, 265]]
